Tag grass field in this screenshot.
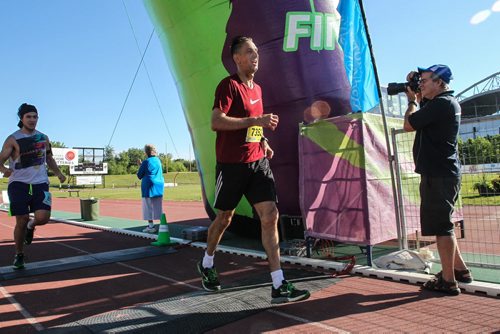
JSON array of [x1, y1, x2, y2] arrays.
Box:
[[0, 172, 203, 201], [460, 173, 500, 206], [49, 184, 203, 201], [1, 171, 498, 205]]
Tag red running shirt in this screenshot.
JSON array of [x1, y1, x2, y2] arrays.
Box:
[[213, 74, 265, 163]]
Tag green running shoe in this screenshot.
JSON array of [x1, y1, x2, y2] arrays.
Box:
[[197, 261, 221, 292], [271, 280, 310, 304]]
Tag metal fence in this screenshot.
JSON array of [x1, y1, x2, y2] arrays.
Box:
[[391, 126, 500, 270]]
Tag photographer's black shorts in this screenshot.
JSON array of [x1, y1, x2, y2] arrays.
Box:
[[214, 158, 277, 211], [8, 182, 52, 216], [419, 175, 460, 236]]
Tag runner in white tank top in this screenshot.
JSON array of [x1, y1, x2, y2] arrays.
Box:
[[0, 103, 66, 269]]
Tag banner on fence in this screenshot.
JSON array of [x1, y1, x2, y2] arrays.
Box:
[[76, 175, 103, 185], [145, 0, 381, 222], [462, 163, 500, 174], [70, 163, 108, 175], [52, 148, 79, 166]]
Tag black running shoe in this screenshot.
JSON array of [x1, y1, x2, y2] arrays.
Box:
[[13, 253, 25, 270], [197, 261, 221, 292], [25, 227, 35, 245], [271, 280, 310, 304]]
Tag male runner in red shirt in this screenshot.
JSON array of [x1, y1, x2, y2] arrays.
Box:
[[197, 36, 310, 304]]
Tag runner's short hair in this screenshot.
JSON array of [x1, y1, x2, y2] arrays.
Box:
[[17, 103, 38, 128], [230, 36, 253, 55]]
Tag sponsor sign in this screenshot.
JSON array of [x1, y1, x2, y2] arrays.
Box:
[[70, 163, 108, 175], [461, 163, 500, 174], [76, 175, 103, 185], [52, 148, 79, 166]]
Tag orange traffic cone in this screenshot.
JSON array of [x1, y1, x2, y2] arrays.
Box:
[[151, 213, 177, 247]]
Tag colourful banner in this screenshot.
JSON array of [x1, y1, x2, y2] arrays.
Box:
[[338, 0, 379, 112], [145, 0, 380, 221]]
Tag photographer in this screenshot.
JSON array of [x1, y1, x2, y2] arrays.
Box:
[[403, 65, 472, 295]]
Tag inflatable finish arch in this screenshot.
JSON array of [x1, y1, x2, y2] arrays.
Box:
[[144, 0, 379, 222]]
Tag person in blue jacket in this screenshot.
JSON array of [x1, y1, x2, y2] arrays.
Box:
[[137, 144, 164, 233]]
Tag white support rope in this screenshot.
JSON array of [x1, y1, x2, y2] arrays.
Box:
[[121, 0, 180, 157], [107, 28, 155, 148]]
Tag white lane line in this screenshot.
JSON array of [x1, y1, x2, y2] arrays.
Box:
[[0, 284, 45, 331], [0, 222, 45, 331], [0, 222, 201, 327], [0, 222, 14, 229], [117, 262, 202, 290], [0, 221, 197, 289], [51, 239, 91, 253], [267, 309, 350, 333], [40, 237, 202, 291]]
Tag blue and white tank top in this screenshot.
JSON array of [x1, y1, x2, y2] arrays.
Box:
[[8, 130, 49, 184]]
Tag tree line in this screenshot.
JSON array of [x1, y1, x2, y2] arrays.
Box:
[[51, 134, 500, 175], [458, 134, 500, 165], [104, 146, 197, 175], [50, 143, 197, 175]]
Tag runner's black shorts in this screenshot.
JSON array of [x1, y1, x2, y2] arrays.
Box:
[[419, 175, 460, 236], [214, 158, 277, 211], [8, 182, 52, 216]]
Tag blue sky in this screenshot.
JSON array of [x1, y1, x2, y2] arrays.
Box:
[[1, 0, 498, 159]]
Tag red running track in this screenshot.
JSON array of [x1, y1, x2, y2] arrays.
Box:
[[0, 200, 499, 333]]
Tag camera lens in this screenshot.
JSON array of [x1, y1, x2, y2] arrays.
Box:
[[387, 82, 407, 95]]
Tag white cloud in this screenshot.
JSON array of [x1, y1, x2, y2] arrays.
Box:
[[492, 0, 500, 12], [470, 10, 491, 24]]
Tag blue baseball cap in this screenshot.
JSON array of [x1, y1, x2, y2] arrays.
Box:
[[417, 64, 453, 83]]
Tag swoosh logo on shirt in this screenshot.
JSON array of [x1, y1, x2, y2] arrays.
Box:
[[250, 99, 260, 105]]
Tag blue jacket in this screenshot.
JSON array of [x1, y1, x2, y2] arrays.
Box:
[[137, 156, 164, 198]]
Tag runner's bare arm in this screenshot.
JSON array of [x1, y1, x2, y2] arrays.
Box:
[[45, 137, 67, 183], [0, 136, 16, 177], [211, 108, 279, 131], [261, 139, 274, 159], [403, 80, 419, 132]]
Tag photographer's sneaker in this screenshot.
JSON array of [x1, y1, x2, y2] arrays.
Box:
[[13, 253, 25, 270], [197, 261, 221, 292], [271, 280, 310, 304], [142, 226, 158, 234], [25, 227, 35, 245]]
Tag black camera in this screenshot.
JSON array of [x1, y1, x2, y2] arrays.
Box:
[[387, 72, 420, 95]]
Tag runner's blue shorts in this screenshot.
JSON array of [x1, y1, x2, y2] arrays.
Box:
[[7, 182, 51, 216]]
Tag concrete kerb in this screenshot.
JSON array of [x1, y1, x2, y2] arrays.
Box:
[[2, 208, 499, 298]]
